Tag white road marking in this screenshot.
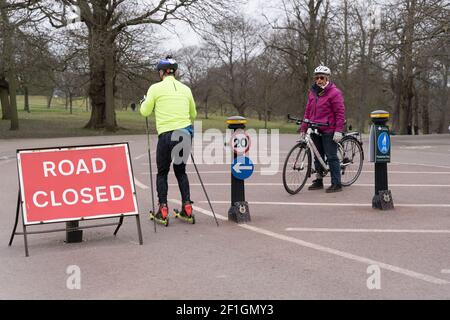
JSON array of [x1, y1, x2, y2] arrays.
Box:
[[201, 201, 450, 208], [139, 170, 450, 175], [392, 162, 450, 170], [285, 228, 450, 234], [176, 183, 450, 188], [134, 150, 156, 160], [133, 180, 449, 208], [400, 146, 433, 150], [241, 224, 449, 285], [134, 178, 149, 190], [173, 200, 449, 285], [0, 159, 13, 166], [134, 180, 450, 190], [169, 199, 227, 221]]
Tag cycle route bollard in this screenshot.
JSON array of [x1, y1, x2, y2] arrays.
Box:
[[369, 110, 394, 210], [227, 116, 253, 223]]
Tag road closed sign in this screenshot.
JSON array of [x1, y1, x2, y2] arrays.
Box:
[[17, 143, 138, 225]]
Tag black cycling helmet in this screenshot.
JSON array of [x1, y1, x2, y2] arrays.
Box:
[[156, 55, 178, 73]]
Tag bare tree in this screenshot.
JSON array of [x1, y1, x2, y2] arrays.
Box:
[[202, 14, 262, 116], [29, 0, 232, 131], [264, 0, 329, 110]]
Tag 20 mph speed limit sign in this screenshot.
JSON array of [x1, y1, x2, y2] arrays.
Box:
[[231, 129, 251, 154]]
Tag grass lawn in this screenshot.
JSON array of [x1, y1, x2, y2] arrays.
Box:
[[0, 96, 298, 139]]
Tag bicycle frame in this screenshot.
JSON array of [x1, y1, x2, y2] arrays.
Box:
[[303, 127, 330, 172]]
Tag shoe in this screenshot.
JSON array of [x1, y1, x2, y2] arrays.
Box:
[[183, 201, 193, 217], [325, 184, 342, 193], [157, 203, 169, 219], [308, 179, 324, 190]]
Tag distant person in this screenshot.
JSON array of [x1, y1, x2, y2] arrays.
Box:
[[299, 65, 346, 193], [140, 55, 197, 224]]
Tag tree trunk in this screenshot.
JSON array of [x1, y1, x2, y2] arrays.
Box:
[[83, 0, 118, 130], [304, 0, 321, 92], [413, 84, 419, 135], [342, 0, 350, 93], [46, 89, 53, 108], [0, 77, 10, 120], [1, 3, 19, 130], [399, 0, 416, 135], [104, 36, 116, 131], [438, 61, 448, 133], [23, 86, 30, 113], [0, 88, 10, 120], [356, 9, 367, 133], [69, 92, 73, 114], [85, 25, 117, 130], [204, 96, 209, 119], [264, 103, 268, 129], [421, 79, 430, 134]]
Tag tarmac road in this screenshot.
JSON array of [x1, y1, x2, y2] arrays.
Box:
[[0, 133, 449, 299]]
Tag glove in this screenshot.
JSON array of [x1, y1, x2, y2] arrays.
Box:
[[333, 132, 343, 143], [299, 132, 306, 141], [139, 95, 146, 104]]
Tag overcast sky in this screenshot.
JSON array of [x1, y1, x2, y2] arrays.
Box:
[[160, 0, 283, 51]]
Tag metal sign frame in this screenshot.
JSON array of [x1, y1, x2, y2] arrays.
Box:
[[9, 142, 143, 257]]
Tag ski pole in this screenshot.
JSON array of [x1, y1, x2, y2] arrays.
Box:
[[145, 117, 157, 233], [190, 153, 219, 227]]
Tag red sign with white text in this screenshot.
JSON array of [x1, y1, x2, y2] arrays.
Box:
[[17, 144, 138, 225]]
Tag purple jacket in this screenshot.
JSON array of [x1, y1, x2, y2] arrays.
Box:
[[300, 82, 346, 134]]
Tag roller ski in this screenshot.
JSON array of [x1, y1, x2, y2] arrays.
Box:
[[149, 204, 169, 227], [174, 201, 195, 224]]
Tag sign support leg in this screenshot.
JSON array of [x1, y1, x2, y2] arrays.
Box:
[[135, 215, 143, 245], [8, 189, 21, 246], [113, 216, 123, 236], [23, 225, 29, 257]]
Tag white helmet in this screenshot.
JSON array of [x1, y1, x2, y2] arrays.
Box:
[[314, 65, 331, 76]]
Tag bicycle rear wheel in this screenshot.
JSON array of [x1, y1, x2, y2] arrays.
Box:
[[282, 142, 312, 194], [338, 137, 364, 186]]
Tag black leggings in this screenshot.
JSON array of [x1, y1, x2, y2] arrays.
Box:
[[156, 130, 191, 204]]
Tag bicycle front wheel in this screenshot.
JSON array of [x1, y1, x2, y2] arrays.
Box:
[[282, 142, 312, 194], [338, 137, 364, 186]]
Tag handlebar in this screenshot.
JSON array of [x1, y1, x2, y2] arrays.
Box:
[[287, 114, 329, 127]]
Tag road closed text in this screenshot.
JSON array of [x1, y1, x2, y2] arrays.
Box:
[[32, 158, 125, 208], [18, 144, 138, 224], [32, 185, 125, 208]]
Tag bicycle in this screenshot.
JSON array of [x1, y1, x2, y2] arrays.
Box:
[[282, 114, 364, 195]]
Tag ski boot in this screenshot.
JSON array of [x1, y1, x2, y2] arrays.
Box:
[[174, 201, 195, 224], [149, 204, 169, 227]]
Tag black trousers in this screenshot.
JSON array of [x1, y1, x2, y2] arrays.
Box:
[[311, 132, 341, 186], [156, 130, 191, 204]]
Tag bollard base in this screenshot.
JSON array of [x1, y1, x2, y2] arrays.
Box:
[[228, 201, 251, 223], [66, 221, 83, 243], [372, 190, 394, 210]]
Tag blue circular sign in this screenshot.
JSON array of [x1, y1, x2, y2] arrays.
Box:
[[377, 132, 390, 154], [231, 156, 254, 180]]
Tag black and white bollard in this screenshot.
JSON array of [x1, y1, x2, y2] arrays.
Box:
[[369, 110, 394, 210], [227, 116, 252, 223]]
